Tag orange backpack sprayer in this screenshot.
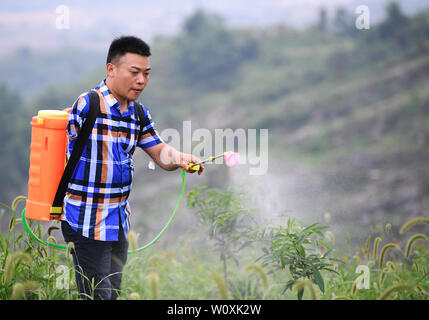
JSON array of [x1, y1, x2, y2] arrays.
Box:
[[25, 109, 70, 222], [21, 92, 240, 254]]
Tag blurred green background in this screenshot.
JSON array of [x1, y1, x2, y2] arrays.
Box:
[[1, 1, 428, 252]]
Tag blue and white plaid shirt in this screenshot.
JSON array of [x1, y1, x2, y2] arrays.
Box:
[[62, 79, 163, 241]]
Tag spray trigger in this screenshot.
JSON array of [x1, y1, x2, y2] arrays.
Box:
[[188, 163, 200, 171]]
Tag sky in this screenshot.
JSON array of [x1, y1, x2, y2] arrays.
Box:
[[0, 0, 428, 55]]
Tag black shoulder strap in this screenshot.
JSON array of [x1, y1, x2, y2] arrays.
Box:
[[50, 91, 100, 219], [131, 102, 145, 155], [134, 101, 145, 129]]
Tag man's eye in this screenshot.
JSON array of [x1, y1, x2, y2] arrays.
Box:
[[131, 71, 138, 75]]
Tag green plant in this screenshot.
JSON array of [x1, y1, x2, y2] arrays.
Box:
[[376, 283, 414, 300], [293, 279, 318, 300], [0, 196, 78, 300], [187, 186, 256, 286], [256, 218, 341, 299], [227, 264, 269, 300], [378, 243, 400, 268], [405, 234, 428, 258], [244, 264, 269, 293], [0, 196, 27, 259], [373, 237, 382, 260], [2, 251, 32, 285], [147, 271, 160, 300], [399, 217, 429, 235], [212, 272, 228, 299], [9, 280, 41, 300], [1, 190, 428, 300]]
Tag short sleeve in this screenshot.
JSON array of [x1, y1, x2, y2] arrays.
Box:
[[137, 107, 164, 149]]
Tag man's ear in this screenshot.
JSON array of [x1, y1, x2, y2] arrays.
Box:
[[106, 62, 115, 78]]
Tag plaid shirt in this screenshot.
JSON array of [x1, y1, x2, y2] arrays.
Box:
[[62, 79, 163, 241]]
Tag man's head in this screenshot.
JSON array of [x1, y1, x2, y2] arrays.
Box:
[[106, 36, 151, 104]]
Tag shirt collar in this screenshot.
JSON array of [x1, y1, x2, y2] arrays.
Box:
[[95, 78, 135, 116]]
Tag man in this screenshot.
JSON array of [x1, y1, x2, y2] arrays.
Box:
[[61, 35, 204, 300]]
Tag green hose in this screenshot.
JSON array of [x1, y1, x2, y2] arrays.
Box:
[[127, 168, 186, 255], [21, 168, 187, 255], [22, 208, 68, 251]]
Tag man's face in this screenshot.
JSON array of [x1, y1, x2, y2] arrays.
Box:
[[106, 52, 151, 103]]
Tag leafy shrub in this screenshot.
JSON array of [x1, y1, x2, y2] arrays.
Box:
[[255, 218, 341, 299]]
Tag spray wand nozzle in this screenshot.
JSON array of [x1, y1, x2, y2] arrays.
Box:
[[188, 151, 239, 171]]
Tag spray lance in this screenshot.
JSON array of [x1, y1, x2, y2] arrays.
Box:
[[188, 151, 240, 171]]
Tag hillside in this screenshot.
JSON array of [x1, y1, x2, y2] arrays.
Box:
[[0, 48, 104, 98]]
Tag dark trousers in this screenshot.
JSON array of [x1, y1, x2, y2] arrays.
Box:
[[61, 220, 128, 300]]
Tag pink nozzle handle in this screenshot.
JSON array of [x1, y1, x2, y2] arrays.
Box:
[[224, 151, 239, 167]]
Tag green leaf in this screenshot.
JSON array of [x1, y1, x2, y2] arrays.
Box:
[[297, 288, 304, 300], [280, 254, 286, 268], [302, 223, 318, 233], [329, 258, 347, 264], [321, 248, 333, 258], [312, 269, 324, 293], [0, 201, 12, 211], [322, 267, 340, 275], [297, 246, 306, 258], [283, 280, 295, 294], [313, 225, 329, 231]]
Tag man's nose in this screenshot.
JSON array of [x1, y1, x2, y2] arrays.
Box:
[[136, 73, 145, 85]]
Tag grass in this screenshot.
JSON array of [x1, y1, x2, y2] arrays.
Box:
[[0, 195, 428, 300]]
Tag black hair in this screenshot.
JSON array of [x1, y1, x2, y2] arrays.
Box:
[[106, 36, 151, 64]]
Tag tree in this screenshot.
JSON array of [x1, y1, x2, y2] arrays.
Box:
[[317, 8, 328, 32], [378, 2, 408, 43], [0, 84, 31, 203], [183, 9, 224, 36], [187, 186, 256, 287], [176, 10, 259, 91], [332, 7, 355, 36]]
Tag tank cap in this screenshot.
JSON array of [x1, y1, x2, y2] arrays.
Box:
[[38, 110, 70, 119]]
